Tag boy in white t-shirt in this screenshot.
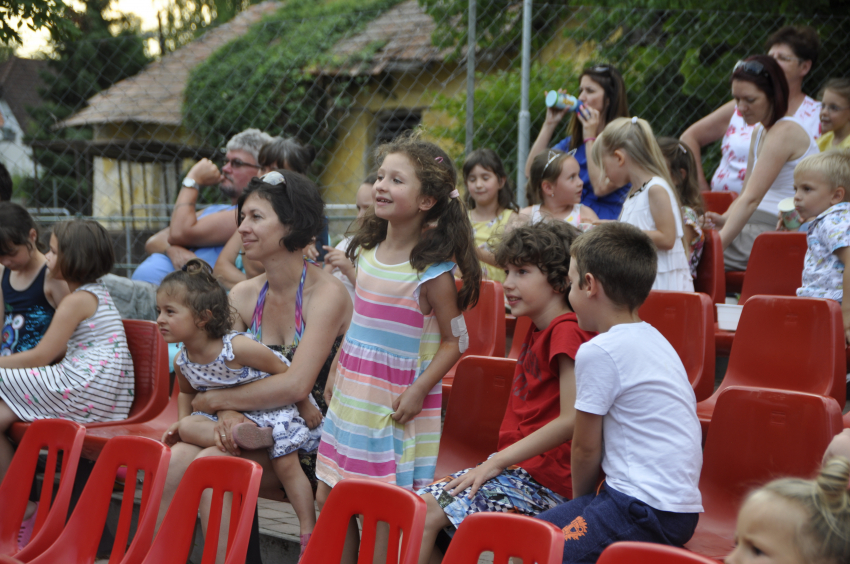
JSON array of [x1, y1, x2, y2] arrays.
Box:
[[536, 222, 703, 563]]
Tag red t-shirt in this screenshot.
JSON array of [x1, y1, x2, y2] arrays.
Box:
[[497, 312, 595, 499]]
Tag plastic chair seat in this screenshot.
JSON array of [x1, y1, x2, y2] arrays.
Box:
[[301, 478, 426, 564], [28, 436, 171, 564], [8, 319, 170, 448], [441, 512, 564, 564], [0, 420, 85, 561], [687, 387, 843, 559], [435, 356, 515, 479], [598, 541, 719, 564], [442, 280, 506, 408], [698, 296, 846, 440], [701, 191, 736, 215], [639, 291, 715, 402]]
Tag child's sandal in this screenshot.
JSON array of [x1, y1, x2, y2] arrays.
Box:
[[231, 422, 274, 450], [299, 533, 312, 561]]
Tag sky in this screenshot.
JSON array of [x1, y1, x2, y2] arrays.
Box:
[[14, 0, 172, 57]]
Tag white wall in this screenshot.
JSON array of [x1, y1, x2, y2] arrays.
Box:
[[0, 98, 38, 178]]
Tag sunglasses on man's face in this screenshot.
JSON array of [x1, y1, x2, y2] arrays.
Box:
[[223, 158, 261, 170]]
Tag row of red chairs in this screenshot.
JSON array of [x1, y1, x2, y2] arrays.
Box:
[[0, 420, 261, 564]]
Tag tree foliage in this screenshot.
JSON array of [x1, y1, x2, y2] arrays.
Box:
[[0, 0, 79, 45], [158, 0, 266, 53]]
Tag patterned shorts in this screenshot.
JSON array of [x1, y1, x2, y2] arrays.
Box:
[[418, 463, 567, 530]]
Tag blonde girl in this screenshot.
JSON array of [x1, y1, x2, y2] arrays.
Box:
[[157, 258, 321, 558], [819, 78, 850, 152], [726, 457, 850, 564], [592, 117, 693, 291], [0, 220, 134, 547], [463, 148, 518, 281], [316, 133, 481, 563], [520, 150, 600, 226], [0, 202, 69, 355], [658, 137, 706, 278]]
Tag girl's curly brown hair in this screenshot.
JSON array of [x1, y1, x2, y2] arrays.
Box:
[[494, 221, 580, 305], [158, 258, 233, 339], [346, 132, 481, 310]]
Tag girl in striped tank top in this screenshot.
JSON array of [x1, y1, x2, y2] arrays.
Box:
[[316, 135, 481, 556]]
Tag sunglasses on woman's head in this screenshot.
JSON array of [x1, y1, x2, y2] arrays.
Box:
[[590, 65, 611, 74], [733, 60, 769, 78], [261, 171, 287, 186]]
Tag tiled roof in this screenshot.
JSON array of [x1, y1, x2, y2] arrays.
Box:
[[0, 57, 49, 132], [61, 1, 281, 128], [317, 0, 453, 76]]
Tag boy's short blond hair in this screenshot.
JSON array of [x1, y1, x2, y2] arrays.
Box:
[[794, 150, 850, 201], [571, 222, 656, 312]]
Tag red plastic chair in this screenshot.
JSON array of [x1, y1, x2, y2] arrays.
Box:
[[725, 270, 745, 296], [28, 436, 170, 564], [134, 456, 262, 564], [0, 420, 85, 561], [80, 378, 179, 460], [0, 557, 24, 564], [301, 478, 426, 564], [598, 541, 722, 564], [693, 229, 725, 309], [435, 356, 515, 479], [701, 191, 736, 215], [639, 291, 715, 402], [698, 296, 845, 439], [8, 320, 170, 448], [686, 387, 843, 560], [506, 316, 533, 360], [441, 512, 564, 564], [442, 280, 506, 408]]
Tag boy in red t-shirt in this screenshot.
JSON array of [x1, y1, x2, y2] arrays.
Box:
[[417, 221, 595, 564]]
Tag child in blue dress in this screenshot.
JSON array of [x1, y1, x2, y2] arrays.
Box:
[[158, 259, 322, 557]]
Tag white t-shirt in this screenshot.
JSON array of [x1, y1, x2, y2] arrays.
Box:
[[711, 96, 821, 194], [330, 236, 356, 305], [574, 322, 703, 513]]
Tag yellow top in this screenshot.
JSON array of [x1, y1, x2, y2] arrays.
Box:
[[818, 131, 850, 152], [470, 209, 514, 282]]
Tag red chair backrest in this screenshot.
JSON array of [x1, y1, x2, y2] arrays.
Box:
[[720, 296, 846, 408], [123, 319, 170, 421], [688, 386, 842, 558], [738, 232, 807, 304], [441, 512, 564, 564], [693, 229, 725, 307], [29, 436, 171, 564], [639, 291, 715, 402], [138, 457, 261, 564], [0, 420, 85, 560], [507, 316, 533, 360], [435, 356, 515, 479], [301, 478, 426, 564], [701, 191, 736, 215], [598, 541, 719, 564], [456, 279, 506, 359]]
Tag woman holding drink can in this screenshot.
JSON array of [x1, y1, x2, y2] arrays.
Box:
[[525, 64, 630, 219]]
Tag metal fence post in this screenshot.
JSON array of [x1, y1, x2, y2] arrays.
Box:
[[465, 0, 476, 156], [516, 0, 532, 208]]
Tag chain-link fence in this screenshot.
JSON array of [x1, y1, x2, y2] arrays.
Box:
[[3, 1, 849, 274]]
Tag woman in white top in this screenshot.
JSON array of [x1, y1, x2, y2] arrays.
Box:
[[680, 26, 821, 193], [708, 56, 819, 271]]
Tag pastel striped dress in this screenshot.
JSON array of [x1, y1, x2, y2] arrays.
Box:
[[316, 245, 454, 491]]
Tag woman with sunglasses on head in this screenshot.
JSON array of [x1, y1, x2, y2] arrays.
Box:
[[155, 170, 352, 563], [681, 26, 821, 194], [707, 55, 819, 271], [525, 64, 630, 220]]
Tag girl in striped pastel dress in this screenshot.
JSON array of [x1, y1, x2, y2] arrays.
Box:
[[316, 135, 481, 530]]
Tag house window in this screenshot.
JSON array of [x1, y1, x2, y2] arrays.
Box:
[[1, 127, 14, 142], [374, 110, 422, 146]]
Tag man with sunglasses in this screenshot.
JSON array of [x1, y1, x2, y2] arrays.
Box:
[[131, 128, 273, 286]]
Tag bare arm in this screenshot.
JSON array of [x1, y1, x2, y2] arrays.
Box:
[[0, 291, 96, 368], [580, 205, 599, 223], [43, 271, 70, 310], [444, 353, 577, 498], [570, 410, 604, 499], [213, 231, 249, 291], [392, 271, 462, 424], [192, 278, 352, 413], [167, 159, 231, 247], [229, 335, 290, 375], [525, 107, 569, 178], [836, 246, 850, 346], [144, 227, 198, 270], [644, 185, 679, 251], [719, 122, 807, 248], [680, 100, 737, 191]]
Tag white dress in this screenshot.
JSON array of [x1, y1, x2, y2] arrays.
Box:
[[530, 204, 582, 227], [619, 177, 694, 291]]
